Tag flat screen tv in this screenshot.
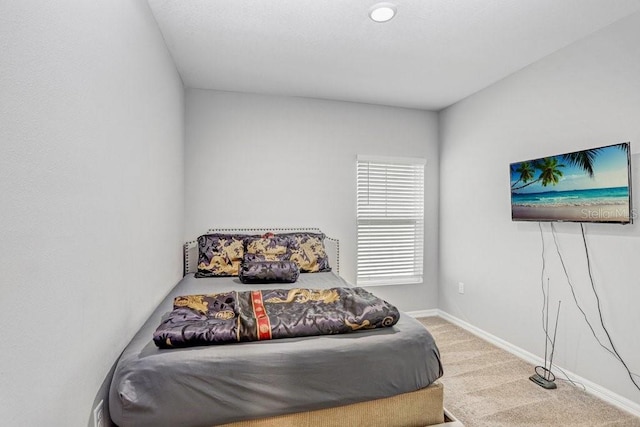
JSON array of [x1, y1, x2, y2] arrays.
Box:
[[510, 142, 632, 224]]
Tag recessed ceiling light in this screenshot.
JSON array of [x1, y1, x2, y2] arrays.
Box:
[[369, 3, 397, 23]]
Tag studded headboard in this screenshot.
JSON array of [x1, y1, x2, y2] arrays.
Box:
[[183, 227, 339, 276]]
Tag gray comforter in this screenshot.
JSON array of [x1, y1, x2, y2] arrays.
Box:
[[109, 272, 442, 427]]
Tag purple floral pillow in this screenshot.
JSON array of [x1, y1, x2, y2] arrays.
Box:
[[196, 234, 253, 277], [239, 260, 300, 284]]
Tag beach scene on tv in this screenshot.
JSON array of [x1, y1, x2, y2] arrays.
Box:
[[510, 143, 632, 223]]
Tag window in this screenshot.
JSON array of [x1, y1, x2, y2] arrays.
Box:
[[356, 155, 425, 286]]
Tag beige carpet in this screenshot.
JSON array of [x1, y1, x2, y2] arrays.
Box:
[[418, 316, 640, 427]]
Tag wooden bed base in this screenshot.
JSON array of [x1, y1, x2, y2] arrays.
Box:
[[217, 382, 445, 427]]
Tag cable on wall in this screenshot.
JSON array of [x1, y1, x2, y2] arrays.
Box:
[[549, 222, 639, 392], [549, 223, 616, 358], [579, 223, 640, 391], [539, 222, 548, 335], [538, 223, 585, 391]]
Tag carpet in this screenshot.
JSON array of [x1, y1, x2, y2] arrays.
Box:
[[418, 316, 640, 427]]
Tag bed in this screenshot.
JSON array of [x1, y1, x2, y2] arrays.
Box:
[[109, 228, 446, 427]]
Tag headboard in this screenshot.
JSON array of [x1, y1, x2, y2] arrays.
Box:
[[183, 227, 340, 276]]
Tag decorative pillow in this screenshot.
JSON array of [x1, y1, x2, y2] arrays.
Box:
[[196, 234, 251, 277], [281, 232, 331, 273], [239, 260, 300, 284], [244, 234, 292, 262]]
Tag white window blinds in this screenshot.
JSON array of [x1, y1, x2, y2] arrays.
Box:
[[356, 155, 425, 286]]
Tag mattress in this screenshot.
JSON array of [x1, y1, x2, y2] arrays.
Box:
[[109, 272, 443, 427]]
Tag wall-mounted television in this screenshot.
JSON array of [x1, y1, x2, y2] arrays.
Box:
[[510, 142, 632, 224]]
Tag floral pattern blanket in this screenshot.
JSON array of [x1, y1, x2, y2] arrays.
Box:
[[153, 287, 400, 348]]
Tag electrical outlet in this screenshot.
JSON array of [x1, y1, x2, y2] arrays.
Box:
[[458, 282, 465, 294], [93, 400, 104, 427]]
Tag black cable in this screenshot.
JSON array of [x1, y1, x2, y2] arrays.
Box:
[[549, 223, 619, 360], [538, 223, 549, 348], [537, 223, 557, 381], [550, 222, 640, 392], [555, 367, 586, 391], [534, 223, 591, 392], [580, 223, 640, 390]]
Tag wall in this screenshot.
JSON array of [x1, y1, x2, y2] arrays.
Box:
[[185, 90, 439, 311], [439, 12, 640, 407], [0, 1, 184, 425]]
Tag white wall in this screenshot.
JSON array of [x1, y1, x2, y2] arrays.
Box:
[[439, 12, 640, 407], [0, 1, 184, 425], [185, 90, 439, 311]]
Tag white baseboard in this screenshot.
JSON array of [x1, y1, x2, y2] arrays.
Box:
[[435, 310, 640, 419], [405, 309, 439, 318]]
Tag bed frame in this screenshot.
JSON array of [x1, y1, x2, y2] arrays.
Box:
[[182, 227, 461, 427], [219, 383, 446, 427]]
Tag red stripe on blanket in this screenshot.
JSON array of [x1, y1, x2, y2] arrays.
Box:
[[251, 291, 272, 340]]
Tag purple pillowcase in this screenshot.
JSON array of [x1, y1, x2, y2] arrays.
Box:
[[239, 260, 300, 284], [196, 233, 254, 277], [243, 235, 292, 262], [280, 232, 331, 273]]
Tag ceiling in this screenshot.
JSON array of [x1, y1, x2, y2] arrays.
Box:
[[148, 0, 640, 110]]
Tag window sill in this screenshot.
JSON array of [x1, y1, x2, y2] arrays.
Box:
[[356, 277, 423, 287]]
